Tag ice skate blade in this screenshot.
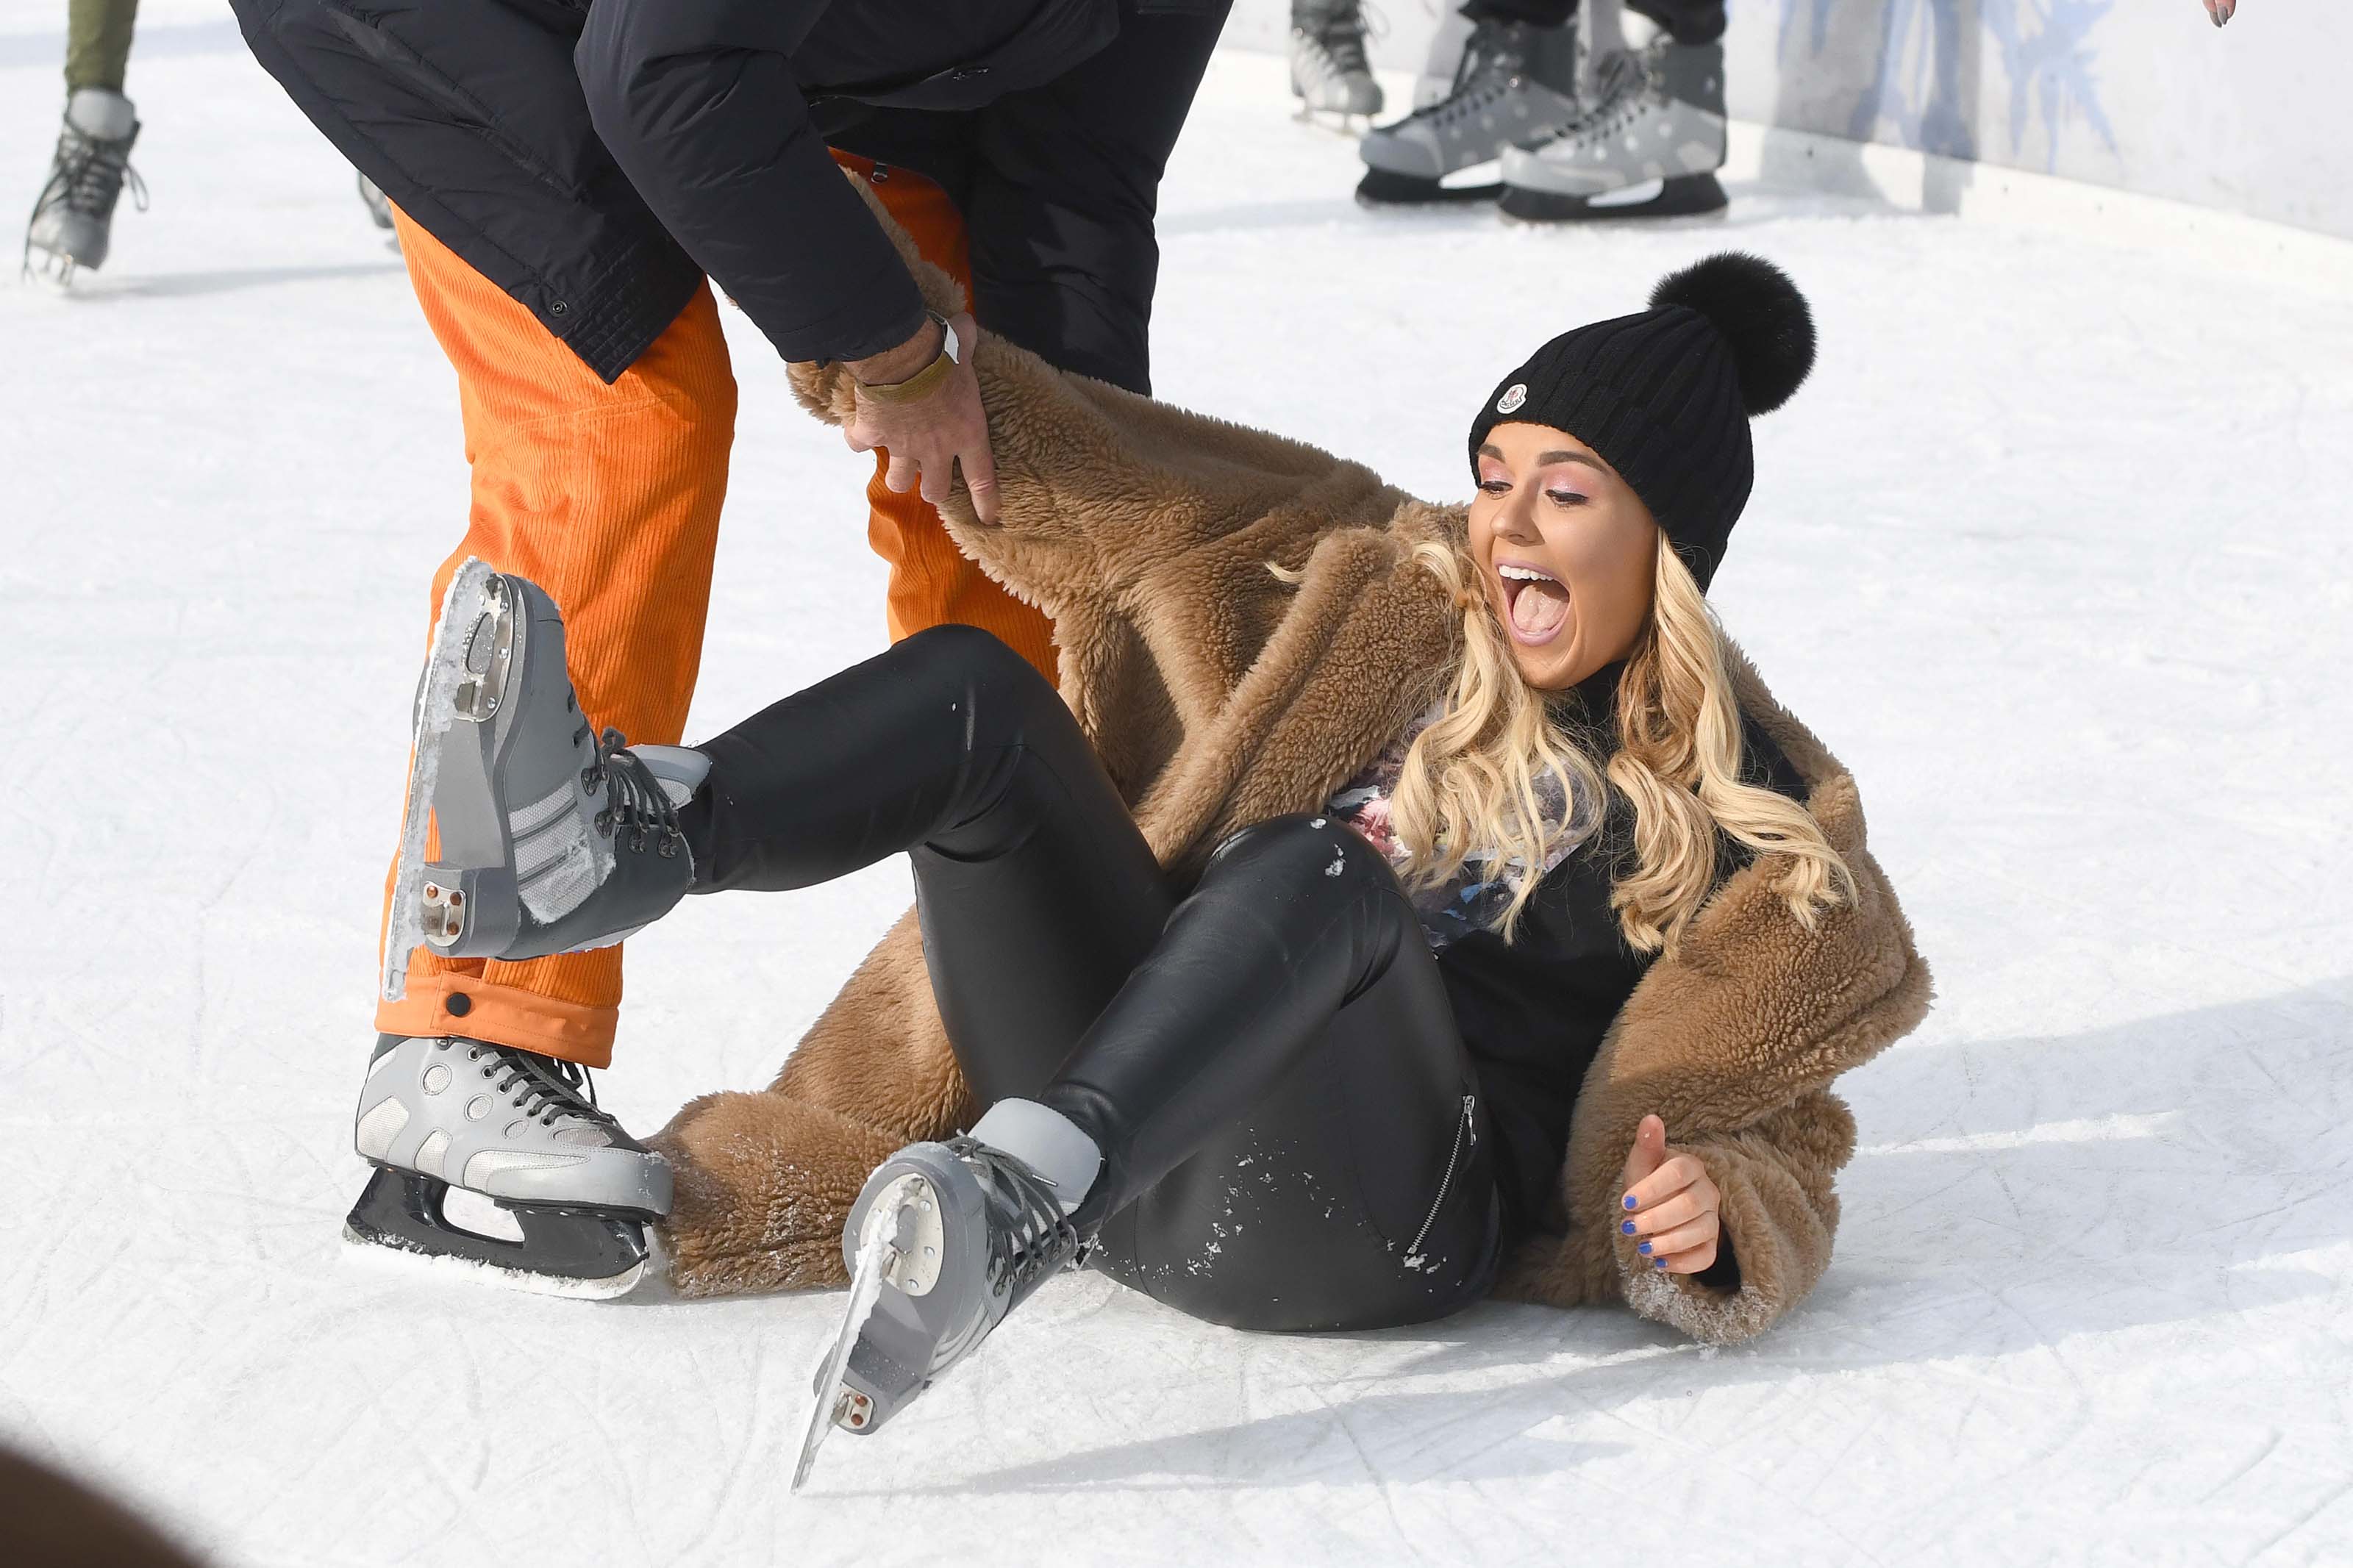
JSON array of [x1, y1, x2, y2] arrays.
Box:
[[341, 1225, 647, 1300], [1293, 105, 1376, 136], [342, 1166, 653, 1301], [794, 1214, 902, 1491], [1497, 172, 1729, 224], [1355, 167, 1504, 208], [21, 249, 79, 290]]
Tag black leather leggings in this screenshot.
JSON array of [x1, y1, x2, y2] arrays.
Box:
[[681, 626, 1501, 1332]]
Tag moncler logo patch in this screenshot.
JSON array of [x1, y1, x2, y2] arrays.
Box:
[[1496, 384, 1527, 415]]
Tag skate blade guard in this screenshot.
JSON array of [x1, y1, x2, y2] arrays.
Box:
[[342, 1166, 653, 1300], [382, 558, 502, 1002]]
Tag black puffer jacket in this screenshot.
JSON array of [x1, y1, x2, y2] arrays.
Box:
[[232, 0, 1219, 382]]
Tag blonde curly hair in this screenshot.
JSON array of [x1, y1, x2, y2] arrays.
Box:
[[1386, 529, 1855, 951]]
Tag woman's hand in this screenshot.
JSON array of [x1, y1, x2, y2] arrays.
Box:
[[2202, 0, 2235, 25], [1617, 1113, 1723, 1275]]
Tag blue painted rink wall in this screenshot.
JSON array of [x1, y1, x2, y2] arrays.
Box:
[[1226, 0, 2353, 241]]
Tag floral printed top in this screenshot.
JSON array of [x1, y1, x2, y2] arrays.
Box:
[[1322, 704, 1595, 950]]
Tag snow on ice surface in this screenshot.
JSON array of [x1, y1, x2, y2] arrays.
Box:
[[3, 14, 2352, 1564]]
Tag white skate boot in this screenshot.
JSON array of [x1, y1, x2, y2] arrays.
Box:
[[346, 1034, 674, 1297]]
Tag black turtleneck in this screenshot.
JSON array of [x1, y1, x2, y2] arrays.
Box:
[[1438, 661, 1806, 1290]]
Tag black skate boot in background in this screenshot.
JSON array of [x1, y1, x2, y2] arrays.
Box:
[[1356, 17, 1579, 206]]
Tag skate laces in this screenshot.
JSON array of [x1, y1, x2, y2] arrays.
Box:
[[945, 1136, 1081, 1299], [469, 1043, 613, 1129], [22, 121, 145, 275], [1561, 46, 1654, 143], [1296, 0, 1379, 79], [580, 726, 684, 857], [1326, 0, 1382, 73], [1413, 21, 1529, 129]]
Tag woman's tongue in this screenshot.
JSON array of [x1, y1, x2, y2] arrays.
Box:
[[1509, 576, 1570, 641]]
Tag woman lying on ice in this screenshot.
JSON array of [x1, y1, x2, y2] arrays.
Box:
[[352, 237, 1929, 1446]]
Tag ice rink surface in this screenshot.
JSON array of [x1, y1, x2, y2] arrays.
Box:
[[4, 9, 2352, 1565]]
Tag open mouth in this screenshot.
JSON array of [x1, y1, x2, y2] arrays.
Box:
[[1495, 561, 1570, 646]]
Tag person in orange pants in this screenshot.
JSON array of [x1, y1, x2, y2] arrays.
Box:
[[376, 165, 1052, 1072]]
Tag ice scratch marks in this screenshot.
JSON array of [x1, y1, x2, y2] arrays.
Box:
[[1856, 1111, 2180, 1158]]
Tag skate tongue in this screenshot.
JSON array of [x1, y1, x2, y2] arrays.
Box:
[[65, 87, 136, 141]]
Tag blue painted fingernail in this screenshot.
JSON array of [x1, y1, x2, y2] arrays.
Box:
[[1653, 1257, 1667, 1269], [1638, 1241, 1653, 1255], [1621, 1220, 1637, 1235], [1623, 1195, 1638, 1210]]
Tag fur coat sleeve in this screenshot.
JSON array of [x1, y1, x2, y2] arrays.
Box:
[[652, 179, 1932, 1342]]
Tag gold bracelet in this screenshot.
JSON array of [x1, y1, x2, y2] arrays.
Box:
[[856, 312, 960, 405], [857, 349, 955, 405]]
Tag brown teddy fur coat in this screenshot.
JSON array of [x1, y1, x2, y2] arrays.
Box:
[[651, 187, 1932, 1346]]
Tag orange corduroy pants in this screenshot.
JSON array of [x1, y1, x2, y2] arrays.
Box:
[[376, 160, 1055, 1067]]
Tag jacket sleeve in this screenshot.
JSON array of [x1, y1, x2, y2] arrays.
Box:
[[1610, 1092, 1857, 1345], [575, 0, 927, 364]]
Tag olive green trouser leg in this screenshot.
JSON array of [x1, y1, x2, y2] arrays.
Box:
[[65, 0, 140, 95]]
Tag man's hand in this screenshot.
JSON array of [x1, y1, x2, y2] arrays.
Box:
[[843, 311, 999, 525], [1616, 1113, 1724, 1275], [2202, 0, 2235, 25]]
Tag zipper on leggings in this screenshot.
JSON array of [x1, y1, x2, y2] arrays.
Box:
[[1407, 1095, 1479, 1260]]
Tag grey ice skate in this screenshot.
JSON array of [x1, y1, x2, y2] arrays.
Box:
[[793, 1136, 1084, 1487], [1356, 18, 1579, 205], [346, 1034, 673, 1297], [382, 561, 704, 1002], [22, 88, 143, 284], [1499, 37, 1728, 221], [1290, 0, 1383, 126]]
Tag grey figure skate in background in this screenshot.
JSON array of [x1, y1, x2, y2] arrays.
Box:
[[1357, 17, 1580, 205], [1501, 34, 1728, 220]]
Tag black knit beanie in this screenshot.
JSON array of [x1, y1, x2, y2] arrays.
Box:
[[1465, 252, 1815, 593]]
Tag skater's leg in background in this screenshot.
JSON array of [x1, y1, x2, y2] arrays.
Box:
[[682, 624, 1174, 1101], [374, 209, 736, 1068], [65, 0, 138, 93], [1459, 0, 1575, 28], [1625, 0, 1723, 43], [964, 0, 1229, 398], [826, 152, 1058, 685]]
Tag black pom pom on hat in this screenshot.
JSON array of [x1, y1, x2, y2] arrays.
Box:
[[1467, 251, 1818, 593], [1648, 251, 1815, 415]]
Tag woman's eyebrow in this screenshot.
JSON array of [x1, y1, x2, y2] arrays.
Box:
[[1536, 450, 1604, 470]]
